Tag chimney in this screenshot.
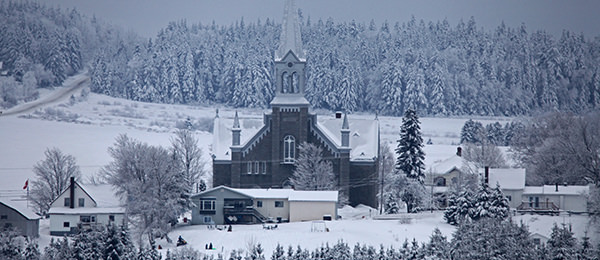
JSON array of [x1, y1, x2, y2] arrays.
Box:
[[456, 147, 462, 157], [555, 183, 559, 192], [70, 177, 75, 209], [484, 167, 489, 184]]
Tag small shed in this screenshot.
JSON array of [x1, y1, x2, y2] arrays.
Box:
[[0, 199, 40, 237]]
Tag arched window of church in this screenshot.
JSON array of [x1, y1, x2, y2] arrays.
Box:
[[291, 72, 299, 93], [283, 135, 295, 163], [282, 72, 289, 93]]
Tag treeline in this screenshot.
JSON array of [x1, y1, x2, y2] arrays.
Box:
[[0, 0, 138, 108], [2, 220, 596, 260], [3, 1, 600, 116], [89, 14, 600, 116]]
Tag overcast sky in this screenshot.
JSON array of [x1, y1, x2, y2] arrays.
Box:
[[37, 0, 600, 39]]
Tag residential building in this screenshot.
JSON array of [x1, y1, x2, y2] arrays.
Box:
[[0, 199, 40, 237], [191, 186, 338, 225], [48, 177, 125, 236]]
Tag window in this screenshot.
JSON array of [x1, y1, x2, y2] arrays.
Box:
[[63, 222, 70, 228], [109, 215, 115, 222], [275, 201, 284, 208], [247, 161, 252, 174], [64, 197, 70, 207], [533, 238, 541, 245], [204, 216, 213, 223], [80, 216, 90, 223], [283, 135, 295, 163], [78, 198, 85, 207], [199, 198, 216, 214], [254, 161, 259, 174], [0, 215, 7, 220], [506, 195, 512, 202], [261, 161, 267, 174], [434, 177, 446, 186], [256, 201, 263, 208]]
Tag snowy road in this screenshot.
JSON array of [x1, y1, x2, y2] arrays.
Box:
[[0, 74, 90, 117]]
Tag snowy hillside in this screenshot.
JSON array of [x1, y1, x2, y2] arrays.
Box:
[[0, 74, 514, 194]]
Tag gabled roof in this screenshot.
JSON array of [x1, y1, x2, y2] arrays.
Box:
[[212, 114, 379, 162], [429, 154, 464, 175], [0, 199, 40, 220], [48, 182, 125, 214], [192, 186, 338, 202]]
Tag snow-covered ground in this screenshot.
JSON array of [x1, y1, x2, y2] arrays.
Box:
[[0, 74, 596, 253]]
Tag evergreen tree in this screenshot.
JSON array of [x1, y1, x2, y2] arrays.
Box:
[[424, 228, 449, 259], [395, 108, 426, 183], [547, 224, 578, 260], [23, 238, 41, 260], [460, 119, 485, 144]]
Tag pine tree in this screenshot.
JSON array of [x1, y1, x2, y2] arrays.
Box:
[[547, 224, 578, 260], [460, 119, 485, 144], [395, 108, 426, 183], [23, 238, 41, 260], [424, 228, 449, 259], [271, 244, 285, 260], [290, 142, 336, 191]]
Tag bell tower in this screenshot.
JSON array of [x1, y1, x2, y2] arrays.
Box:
[[270, 0, 309, 107]]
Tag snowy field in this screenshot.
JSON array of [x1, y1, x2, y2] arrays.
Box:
[[0, 75, 596, 253]]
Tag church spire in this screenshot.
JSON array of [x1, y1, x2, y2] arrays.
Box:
[[276, 0, 305, 61]]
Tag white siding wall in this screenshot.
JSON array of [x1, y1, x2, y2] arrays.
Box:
[[289, 201, 336, 222], [50, 214, 80, 234], [255, 198, 289, 221]]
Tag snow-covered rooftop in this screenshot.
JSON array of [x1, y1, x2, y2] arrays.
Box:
[[428, 154, 463, 175], [275, 0, 305, 61], [0, 198, 40, 220], [212, 113, 378, 162], [197, 186, 338, 202], [48, 183, 125, 214], [488, 168, 526, 190], [523, 185, 590, 196]]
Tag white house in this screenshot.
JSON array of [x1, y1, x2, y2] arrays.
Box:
[[520, 185, 589, 213], [191, 186, 338, 225], [49, 177, 125, 236]]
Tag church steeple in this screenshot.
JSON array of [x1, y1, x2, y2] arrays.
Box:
[[275, 0, 305, 62], [271, 0, 309, 107]]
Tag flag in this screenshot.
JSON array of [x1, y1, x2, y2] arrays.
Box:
[[23, 179, 28, 190]]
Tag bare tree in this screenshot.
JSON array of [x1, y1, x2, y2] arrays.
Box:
[[462, 142, 508, 169], [30, 148, 81, 214], [290, 142, 336, 191], [512, 112, 600, 185], [171, 129, 206, 192]]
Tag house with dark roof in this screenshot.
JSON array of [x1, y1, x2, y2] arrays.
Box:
[[211, 0, 379, 208], [0, 198, 40, 237]]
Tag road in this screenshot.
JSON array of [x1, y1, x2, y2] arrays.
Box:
[[1, 74, 90, 117]]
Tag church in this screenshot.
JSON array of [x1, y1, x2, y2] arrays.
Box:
[[211, 0, 379, 208]]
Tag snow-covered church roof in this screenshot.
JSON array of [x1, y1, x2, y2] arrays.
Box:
[[275, 0, 305, 61], [211, 113, 379, 162]]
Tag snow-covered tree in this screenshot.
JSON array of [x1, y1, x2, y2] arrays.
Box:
[[30, 147, 81, 214], [395, 108, 426, 183], [171, 129, 206, 193], [460, 119, 485, 144], [103, 134, 192, 244], [547, 223, 578, 260], [290, 142, 336, 191], [424, 228, 449, 259], [462, 142, 507, 170]]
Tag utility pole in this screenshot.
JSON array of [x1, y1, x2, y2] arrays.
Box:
[[379, 151, 385, 215]]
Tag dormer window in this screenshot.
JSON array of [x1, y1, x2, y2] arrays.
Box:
[[283, 135, 295, 163]]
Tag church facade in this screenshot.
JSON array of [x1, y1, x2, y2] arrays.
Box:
[[211, 0, 378, 208]]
